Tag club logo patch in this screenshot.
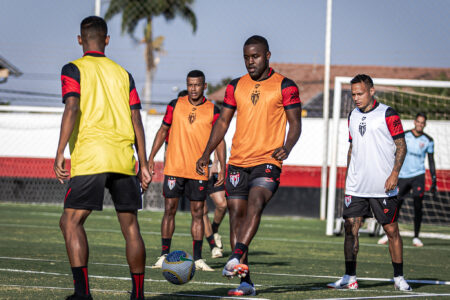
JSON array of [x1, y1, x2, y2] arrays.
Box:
[[359, 116, 366, 136], [188, 107, 197, 124], [384, 208, 389, 214], [345, 195, 352, 207], [229, 173, 240, 187], [168, 178, 176, 190], [250, 84, 261, 105]]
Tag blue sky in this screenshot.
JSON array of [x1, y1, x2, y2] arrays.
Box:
[[0, 0, 449, 108]]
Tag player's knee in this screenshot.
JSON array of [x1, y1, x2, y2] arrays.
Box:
[[164, 204, 178, 217], [384, 224, 400, 239], [344, 219, 356, 236]]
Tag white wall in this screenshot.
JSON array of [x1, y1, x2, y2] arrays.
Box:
[[1, 109, 448, 169]]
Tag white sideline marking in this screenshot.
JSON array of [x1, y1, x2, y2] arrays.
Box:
[[0, 284, 270, 300], [255, 272, 450, 286], [1, 260, 449, 287], [0, 268, 252, 287], [1, 223, 449, 251], [317, 293, 450, 300], [397, 230, 450, 240]]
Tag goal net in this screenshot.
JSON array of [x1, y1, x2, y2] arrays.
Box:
[[326, 77, 450, 236]]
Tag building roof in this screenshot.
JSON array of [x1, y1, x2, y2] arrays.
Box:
[[0, 55, 23, 77], [208, 63, 450, 105]]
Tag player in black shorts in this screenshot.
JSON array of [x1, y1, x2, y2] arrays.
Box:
[[328, 74, 411, 291], [203, 157, 227, 258], [54, 16, 150, 300]]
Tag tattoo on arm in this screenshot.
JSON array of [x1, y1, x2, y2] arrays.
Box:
[[393, 138, 407, 173]]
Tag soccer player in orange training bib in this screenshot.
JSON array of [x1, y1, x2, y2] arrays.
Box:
[[327, 74, 412, 291], [54, 16, 150, 300], [148, 70, 225, 272], [196, 35, 302, 296]]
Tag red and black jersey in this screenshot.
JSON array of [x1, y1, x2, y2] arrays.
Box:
[[223, 68, 301, 168], [61, 52, 141, 110]]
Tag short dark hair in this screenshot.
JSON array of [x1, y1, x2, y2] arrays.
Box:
[[177, 90, 188, 97], [416, 112, 427, 120], [351, 74, 374, 89], [187, 70, 205, 81], [244, 35, 269, 52], [80, 16, 108, 41]]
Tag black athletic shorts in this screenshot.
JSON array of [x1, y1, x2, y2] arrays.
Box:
[[207, 173, 225, 195], [225, 164, 281, 199], [163, 175, 208, 201], [64, 173, 142, 211], [343, 194, 400, 225], [398, 174, 425, 199]]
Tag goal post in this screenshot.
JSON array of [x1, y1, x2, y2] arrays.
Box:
[[326, 77, 450, 236]]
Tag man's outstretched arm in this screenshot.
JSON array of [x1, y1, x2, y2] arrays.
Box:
[[196, 107, 234, 175], [54, 97, 79, 184]]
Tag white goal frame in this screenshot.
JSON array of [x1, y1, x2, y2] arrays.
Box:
[[326, 76, 450, 236]]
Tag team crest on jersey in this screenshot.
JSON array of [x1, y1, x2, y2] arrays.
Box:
[[188, 107, 197, 124], [250, 84, 261, 105], [168, 178, 176, 190], [344, 195, 352, 207], [229, 173, 240, 187], [359, 116, 366, 136], [419, 142, 425, 149]]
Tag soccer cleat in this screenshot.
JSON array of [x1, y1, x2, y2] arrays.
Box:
[[394, 276, 413, 291], [412, 237, 423, 247], [327, 275, 358, 289], [222, 258, 249, 278], [227, 282, 256, 296], [65, 294, 93, 300], [195, 258, 214, 271], [378, 234, 389, 245], [214, 232, 223, 249], [211, 246, 223, 258], [150, 254, 167, 269]]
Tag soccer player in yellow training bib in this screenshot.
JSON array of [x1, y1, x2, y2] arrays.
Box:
[[54, 16, 150, 300]]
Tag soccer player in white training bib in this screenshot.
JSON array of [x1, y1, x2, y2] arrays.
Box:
[[378, 112, 437, 247], [327, 74, 412, 291]]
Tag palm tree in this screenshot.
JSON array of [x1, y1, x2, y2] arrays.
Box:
[[105, 0, 197, 106]]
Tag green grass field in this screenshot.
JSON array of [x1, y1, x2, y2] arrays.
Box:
[[0, 202, 449, 299]]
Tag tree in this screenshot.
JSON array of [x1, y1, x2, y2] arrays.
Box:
[[207, 77, 232, 95], [105, 0, 197, 105]]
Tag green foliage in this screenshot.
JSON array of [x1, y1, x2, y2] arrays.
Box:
[[104, 0, 197, 39], [207, 77, 232, 95]]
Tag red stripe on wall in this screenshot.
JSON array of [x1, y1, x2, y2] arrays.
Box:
[[0, 157, 448, 191]]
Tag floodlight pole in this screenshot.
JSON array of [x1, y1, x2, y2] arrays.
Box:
[[95, 0, 101, 16], [320, 0, 333, 220]]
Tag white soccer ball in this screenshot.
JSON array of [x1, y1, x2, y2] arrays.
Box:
[[162, 250, 195, 285]]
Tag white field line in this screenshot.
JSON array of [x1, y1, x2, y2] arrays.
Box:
[[255, 272, 450, 286], [8, 209, 450, 239], [315, 292, 450, 300], [1, 223, 449, 251], [0, 283, 270, 300], [1, 259, 449, 287], [1, 270, 449, 300], [0, 268, 240, 287]]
